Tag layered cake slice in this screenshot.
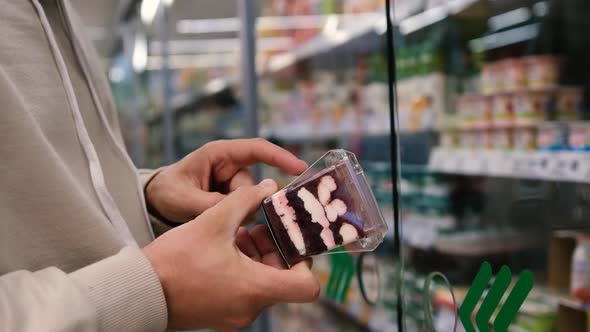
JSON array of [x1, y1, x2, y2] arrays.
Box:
[[263, 164, 364, 266]]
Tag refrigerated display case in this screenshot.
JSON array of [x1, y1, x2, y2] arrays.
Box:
[[395, 0, 590, 331], [255, 0, 590, 331], [107, 0, 590, 331]]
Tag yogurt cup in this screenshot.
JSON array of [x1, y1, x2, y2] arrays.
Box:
[[537, 121, 568, 151], [502, 58, 528, 91], [569, 122, 590, 151], [525, 55, 560, 89], [557, 87, 584, 121], [492, 93, 515, 128], [512, 88, 554, 126]]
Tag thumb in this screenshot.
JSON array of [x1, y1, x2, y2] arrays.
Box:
[[254, 261, 321, 303], [188, 190, 225, 215], [201, 179, 278, 235]]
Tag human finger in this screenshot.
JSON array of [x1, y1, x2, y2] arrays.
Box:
[[204, 139, 308, 181], [260, 252, 286, 269], [188, 191, 226, 217], [250, 224, 286, 268], [228, 169, 257, 225], [200, 179, 278, 235], [250, 224, 279, 256], [235, 227, 261, 262], [253, 261, 320, 303], [156, 187, 225, 222], [228, 168, 255, 192]]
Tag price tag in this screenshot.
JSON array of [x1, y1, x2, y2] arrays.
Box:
[[440, 150, 461, 173], [531, 151, 553, 179], [487, 151, 512, 177], [486, 151, 500, 176], [554, 152, 569, 179], [559, 151, 589, 182], [511, 151, 532, 178], [583, 155, 590, 182], [477, 151, 490, 174], [428, 147, 446, 171], [453, 150, 470, 174], [463, 150, 486, 174]]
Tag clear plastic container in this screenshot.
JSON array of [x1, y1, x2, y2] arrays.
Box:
[[571, 235, 590, 302], [262, 149, 389, 267]]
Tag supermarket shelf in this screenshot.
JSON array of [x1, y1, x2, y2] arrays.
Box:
[[401, 164, 431, 173], [146, 82, 236, 126], [553, 230, 585, 239], [429, 148, 590, 184], [557, 295, 590, 311], [319, 299, 372, 332], [404, 227, 545, 256], [543, 289, 590, 311], [264, 0, 483, 72], [260, 125, 438, 142], [398, 0, 483, 34], [265, 12, 385, 73], [260, 125, 390, 142], [433, 230, 544, 256]]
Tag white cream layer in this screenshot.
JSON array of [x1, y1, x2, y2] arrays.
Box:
[[272, 190, 306, 255], [297, 187, 336, 249]]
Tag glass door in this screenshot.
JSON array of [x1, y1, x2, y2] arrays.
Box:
[[255, 1, 398, 331], [394, 0, 590, 331]]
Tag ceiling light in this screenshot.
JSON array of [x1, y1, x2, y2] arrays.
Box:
[[488, 7, 531, 31], [177, 18, 240, 34], [132, 33, 148, 72], [533, 2, 548, 17], [141, 0, 161, 25], [176, 13, 380, 35], [149, 37, 292, 55]]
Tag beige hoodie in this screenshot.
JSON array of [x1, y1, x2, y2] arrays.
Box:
[[1, 0, 168, 331]]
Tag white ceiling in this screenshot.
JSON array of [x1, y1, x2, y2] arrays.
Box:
[[71, 0, 241, 57]]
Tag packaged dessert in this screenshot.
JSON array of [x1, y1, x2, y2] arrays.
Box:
[[473, 96, 493, 129], [512, 89, 553, 126], [492, 93, 515, 128], [491, 128, 513, 150], [459, 130, 478, 149], [481, 62, 501, 95], [475, 129, 492, 149], [569, 122, 590, 151], [557, 87, 583, 121], [513, 127, 538, 150], [502, 58, 527, 91], [262, 150, 388, 267], [537, 122, 568, 151], [441, 130, 459, 148], [456, 95, 477, 129], [525, 55, 560, 89]]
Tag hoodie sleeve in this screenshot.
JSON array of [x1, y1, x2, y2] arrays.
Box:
[[0, 247, 168, 332]]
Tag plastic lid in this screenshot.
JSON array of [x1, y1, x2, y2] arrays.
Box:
[[262, 149, 389, 267]]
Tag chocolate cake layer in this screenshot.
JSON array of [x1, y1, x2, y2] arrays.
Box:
[[263, 165, 364, 266]]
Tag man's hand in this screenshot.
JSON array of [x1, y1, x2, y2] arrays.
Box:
[[143, 180, 320, 331], [145, 138, 308, 223]]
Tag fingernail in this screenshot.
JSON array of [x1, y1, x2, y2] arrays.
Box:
[[259, 178, 276, 189]]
